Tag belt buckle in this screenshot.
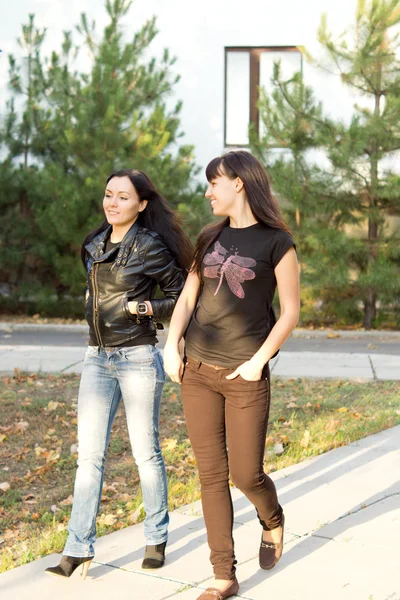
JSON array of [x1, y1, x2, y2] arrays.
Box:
[[203, 361, 226, 371]]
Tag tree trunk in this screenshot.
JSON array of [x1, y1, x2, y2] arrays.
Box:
[[363, 82, 381, 329], [363, 289, 377, 328]]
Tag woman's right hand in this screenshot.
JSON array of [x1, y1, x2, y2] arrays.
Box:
[[163, 344, 184, 384]]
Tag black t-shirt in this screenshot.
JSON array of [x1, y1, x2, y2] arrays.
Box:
[[185, 223, 296, 368], [105, 238, 119, 253]]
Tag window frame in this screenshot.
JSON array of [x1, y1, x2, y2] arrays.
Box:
[[224, 46, 303, 147]]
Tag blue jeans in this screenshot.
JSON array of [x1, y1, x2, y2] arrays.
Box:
[[64, 345, 169, 557]]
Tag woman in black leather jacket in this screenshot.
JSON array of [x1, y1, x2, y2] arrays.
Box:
[[46, 169, 192, 580]]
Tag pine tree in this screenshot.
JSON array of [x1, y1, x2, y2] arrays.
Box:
[[251, 0, 400, 328], [317, 0, 400, 327], [0, 15, 47, 302], [250, 64, 364, 326], [0, 0, 203, 314]]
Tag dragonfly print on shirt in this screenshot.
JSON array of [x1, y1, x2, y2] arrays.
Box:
[[203, 241, 256, 299]]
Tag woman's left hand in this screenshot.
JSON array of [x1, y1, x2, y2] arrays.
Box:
[[128, 301, 138, 314], [226, 358, 264, 381]]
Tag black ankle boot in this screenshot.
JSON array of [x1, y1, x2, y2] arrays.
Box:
[[45, 555, 93, 579], [141, 541, 167, 569]]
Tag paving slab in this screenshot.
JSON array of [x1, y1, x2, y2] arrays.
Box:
[[273, 351, 374, 379], [228, 532, 400, 600], [0, 553, 182, 600], [314, 494, 399, 549], [370, 353, 400, 380], [94, 511, 210, 585], [0, 345, 86, 374]]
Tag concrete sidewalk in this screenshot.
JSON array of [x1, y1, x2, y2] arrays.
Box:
[[1, 344, 399, 379], [1, 425, 399, 600]]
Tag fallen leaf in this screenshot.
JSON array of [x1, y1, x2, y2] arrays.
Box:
[[23, 494, 36, 504], [286, 402, 298, 409], [315, 403, 321, 410], [60, 495, 74, 506], [273, 443, 284, 455], [0, 482, 11, 492], [0, 434, 7, 444], [46, 401, 61, 412], [15, 420, 29, 433], [327, 332, 341, 339], [162, 438, 178, 451], [103, 483, 117, 493], [129, 503, 144, 524], [3, 529, 15, 540], [98, 513, 117, 526], [327, 419, 340, 432], [304, 402, 313, 408], [33, 463, 54, 476], [119, 493, 132, 503], [70, 444, 78, 455], [45, 450, 60, 463], [34, 446, 47, 457], [338, 407, 348, 413], [50, 505, 60, 514], [0, 425, 13, 433], [300, 430, 311, 448]]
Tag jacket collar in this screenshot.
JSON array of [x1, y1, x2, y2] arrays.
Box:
[[85, 221, 140, 262]]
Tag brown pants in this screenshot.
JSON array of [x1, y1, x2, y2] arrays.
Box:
[[181, 358, 283, 580]]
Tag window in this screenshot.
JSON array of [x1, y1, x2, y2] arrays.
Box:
[[224, 47, 303, 147]]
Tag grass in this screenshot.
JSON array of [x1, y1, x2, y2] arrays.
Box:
[[0, 372, 399, 572]]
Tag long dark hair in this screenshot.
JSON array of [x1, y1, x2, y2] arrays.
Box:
[[192, 150, 291, 276], [81, 169, 193, 273]]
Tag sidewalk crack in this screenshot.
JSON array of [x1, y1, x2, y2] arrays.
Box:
[[270, 355, 280, 373], [337, 491, 400, 521], [60, 359, 84, 373], [368, 354, 378, 381]]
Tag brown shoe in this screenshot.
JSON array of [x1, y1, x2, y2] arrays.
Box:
[[196, 578, 239, 600], [259, 514, 285, 570]]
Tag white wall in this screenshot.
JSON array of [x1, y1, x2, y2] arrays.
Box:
[[1, 0, 365, 174]]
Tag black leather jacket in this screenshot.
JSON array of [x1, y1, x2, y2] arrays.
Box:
[[84, 222, 185, 347]]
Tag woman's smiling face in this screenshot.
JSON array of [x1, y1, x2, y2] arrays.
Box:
[[103, 176, 147, 227], [204, 169, 239, 217]]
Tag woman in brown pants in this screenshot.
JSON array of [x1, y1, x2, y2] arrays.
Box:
[[164, 151, 300, 600]]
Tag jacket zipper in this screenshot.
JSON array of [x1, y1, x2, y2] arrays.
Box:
[[91, 262, 103, 347]]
